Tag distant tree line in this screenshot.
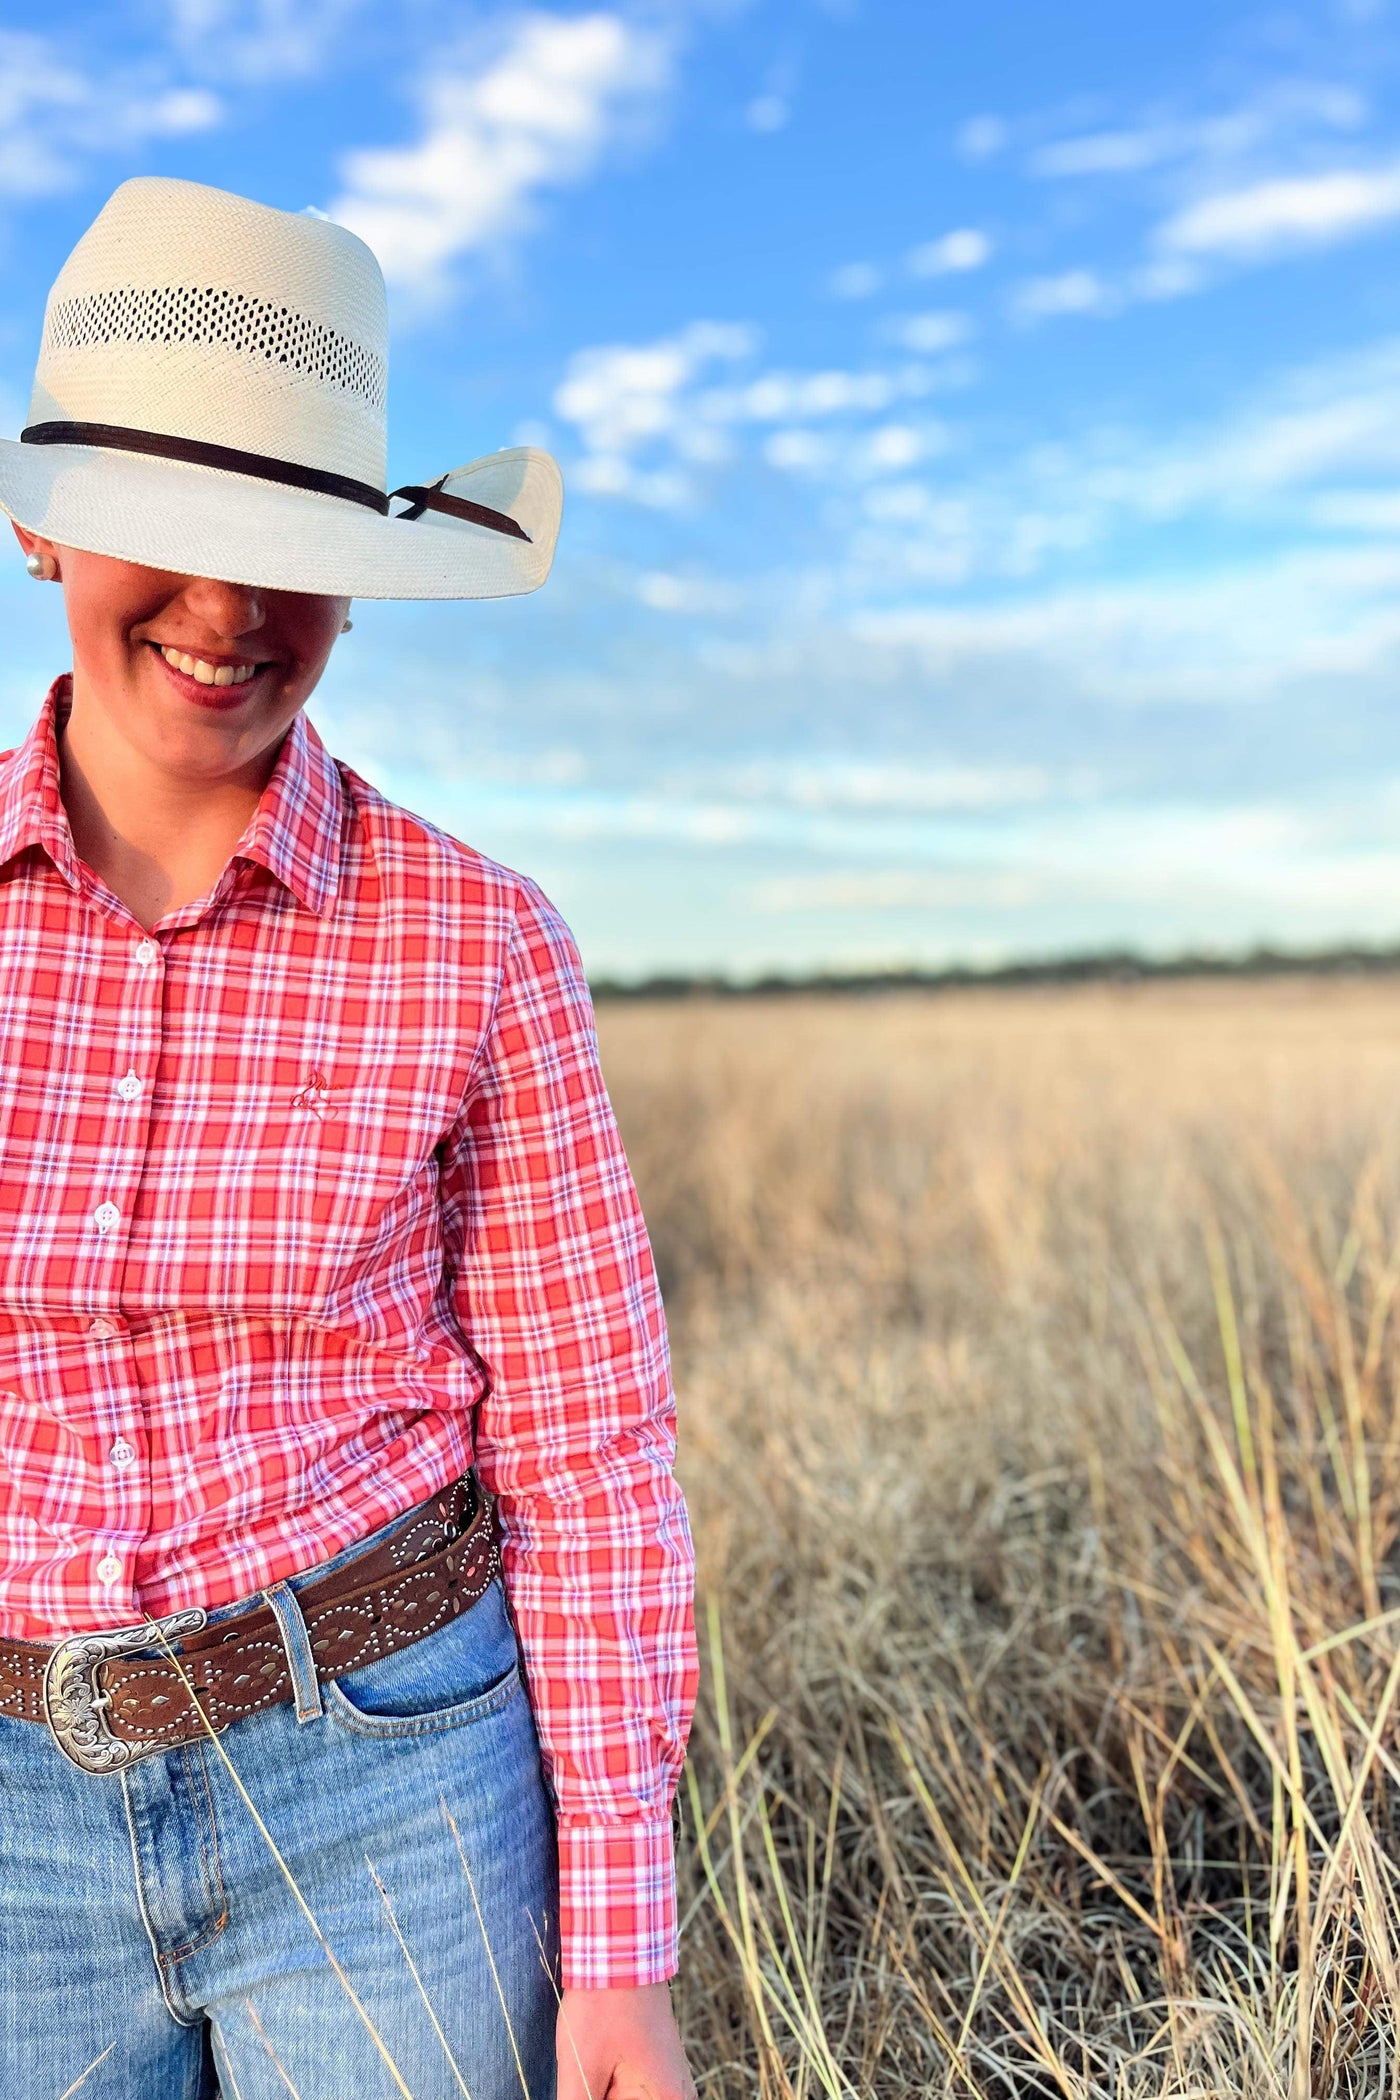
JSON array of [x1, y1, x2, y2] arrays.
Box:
[[589, 941, 1400, 1001]]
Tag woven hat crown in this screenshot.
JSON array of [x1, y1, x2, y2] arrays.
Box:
[[29, 177, 390, 492]]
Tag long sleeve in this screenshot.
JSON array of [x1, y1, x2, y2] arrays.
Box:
[[438, 874, 699, 1988]]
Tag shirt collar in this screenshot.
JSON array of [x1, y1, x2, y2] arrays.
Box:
[[0, 677, 344, 919], [0, 679, 80, 892], [230, 699, 345, 918]]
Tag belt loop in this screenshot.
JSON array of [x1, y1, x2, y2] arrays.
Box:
[[261, 1581, 324, 1724]]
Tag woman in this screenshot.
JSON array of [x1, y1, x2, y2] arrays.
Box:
[[0, 177, 699, 2100]]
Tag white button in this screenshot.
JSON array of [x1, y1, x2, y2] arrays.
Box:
[[88, 1317, 119, 1340], [96, 1554, 122, 1585], [92, 1202, 120, 1236], [116, 1070, 142, 1103], [108, 1440, 135, 1470], [134, 938, 159, 967]]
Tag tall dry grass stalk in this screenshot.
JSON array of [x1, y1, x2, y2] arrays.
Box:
[[595, 980, 1400, 2098]]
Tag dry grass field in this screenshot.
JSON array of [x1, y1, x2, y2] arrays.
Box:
[[595, 979, 1400, 2099]]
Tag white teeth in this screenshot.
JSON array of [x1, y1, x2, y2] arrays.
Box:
[[159, 646, 259, 687]]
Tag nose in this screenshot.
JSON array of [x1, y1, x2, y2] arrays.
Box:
[[180, 574, 266, 638]]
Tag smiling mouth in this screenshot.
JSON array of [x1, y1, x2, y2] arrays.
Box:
[[150, 643, 272, 689]]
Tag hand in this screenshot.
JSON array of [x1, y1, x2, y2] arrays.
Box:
[[555, 1980, 698, 2100]]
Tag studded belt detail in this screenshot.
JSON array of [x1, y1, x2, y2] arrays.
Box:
[[0, 1474, 501, 1773]]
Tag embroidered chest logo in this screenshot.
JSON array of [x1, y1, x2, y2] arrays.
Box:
[[291, 1069, 337, 1121]]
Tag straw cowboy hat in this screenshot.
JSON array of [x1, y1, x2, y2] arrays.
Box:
[[0, 176, 563, 600]]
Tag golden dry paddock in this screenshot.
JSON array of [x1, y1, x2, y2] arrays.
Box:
[[596, 979, 1400, 2098]]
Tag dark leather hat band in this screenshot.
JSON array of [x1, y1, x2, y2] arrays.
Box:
[[19, 422, 531, 543], [385, 474, 532, 541]]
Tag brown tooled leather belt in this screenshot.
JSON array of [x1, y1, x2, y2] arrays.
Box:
[[0, 1472, 502, 1774]]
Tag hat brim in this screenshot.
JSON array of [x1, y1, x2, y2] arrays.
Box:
[[0, 440, 562, 600]]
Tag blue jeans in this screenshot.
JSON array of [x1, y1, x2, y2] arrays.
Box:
[[0, 1490, 561, 2099]]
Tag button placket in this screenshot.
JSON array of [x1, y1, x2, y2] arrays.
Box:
[[87, 1317, 140, 1484], [89, 930, 165, 1254], [78, 928, 167, 1610]]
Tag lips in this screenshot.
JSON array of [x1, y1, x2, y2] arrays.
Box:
[[158, 646, 260, 688], [148, 640, 280, 706], [154, 644, 263, 688]]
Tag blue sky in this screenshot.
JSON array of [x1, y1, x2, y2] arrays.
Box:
[[5, 0, 1400, 977]]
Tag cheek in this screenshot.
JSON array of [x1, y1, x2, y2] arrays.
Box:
[[279, 597, 347, 651], [288, 642, 339, 695], [60, 556, 170, 664], [280, 619, 345, 688], [66, 602, 149, 676]]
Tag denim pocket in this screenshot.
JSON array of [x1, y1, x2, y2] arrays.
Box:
[[322, 1574, 521, 1738]]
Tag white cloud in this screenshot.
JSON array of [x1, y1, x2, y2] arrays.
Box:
[[733, 799, 1400, 948], [957, 114, 1006, 160], [1013, 83, 1381, 302], [859, 424, 926, 473], [477, 788, 757, 849], [747, 870, 1043, 913], [1158, 163, 1400, 258], [1168, 384, 1400, 496], [1010, 269, 1117, 322], [571, 454, 692, 509], [860, 479, 957, 523], [162, 0, 362, 82], [633, 570, 743, 615], [1033, 126, 1182, 178], [700, 365, 934, 421], [848, 545, 1400, 703], [1031, 83, 1366, 185], [907, 228, 992, 275], [0, 29, 221, 198], [152, 90, 221, 132], [554, 316, 955, 504], [553, 320, 758, 458], [762, 416, 949, 484], [1312, 488, 1400, 530], [328, 11, 673, 297], [761, 428, 831, 474], [881, 310, 973, 354], [745, 93, 789, 133], [743, 55, 797, 137], [830, 336, 1400, 596], [1131, 256, 1206, 301], [827, 261, 882, 299], [726, 759, 1092, 813]]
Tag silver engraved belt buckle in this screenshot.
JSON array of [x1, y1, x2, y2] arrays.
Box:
[[43, 1609, 209, 1774]]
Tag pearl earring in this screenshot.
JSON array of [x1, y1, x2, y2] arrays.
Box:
[[24, 552, 56, 582], [341, 616, 353, 633]]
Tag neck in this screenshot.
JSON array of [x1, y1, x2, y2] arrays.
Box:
[[56, 679, 284, 932]]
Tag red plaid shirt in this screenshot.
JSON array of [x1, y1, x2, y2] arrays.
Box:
[[0, 677, 697, 1989]]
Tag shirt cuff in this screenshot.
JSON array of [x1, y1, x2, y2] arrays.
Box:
[[557, 1815, 680, 1989]]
